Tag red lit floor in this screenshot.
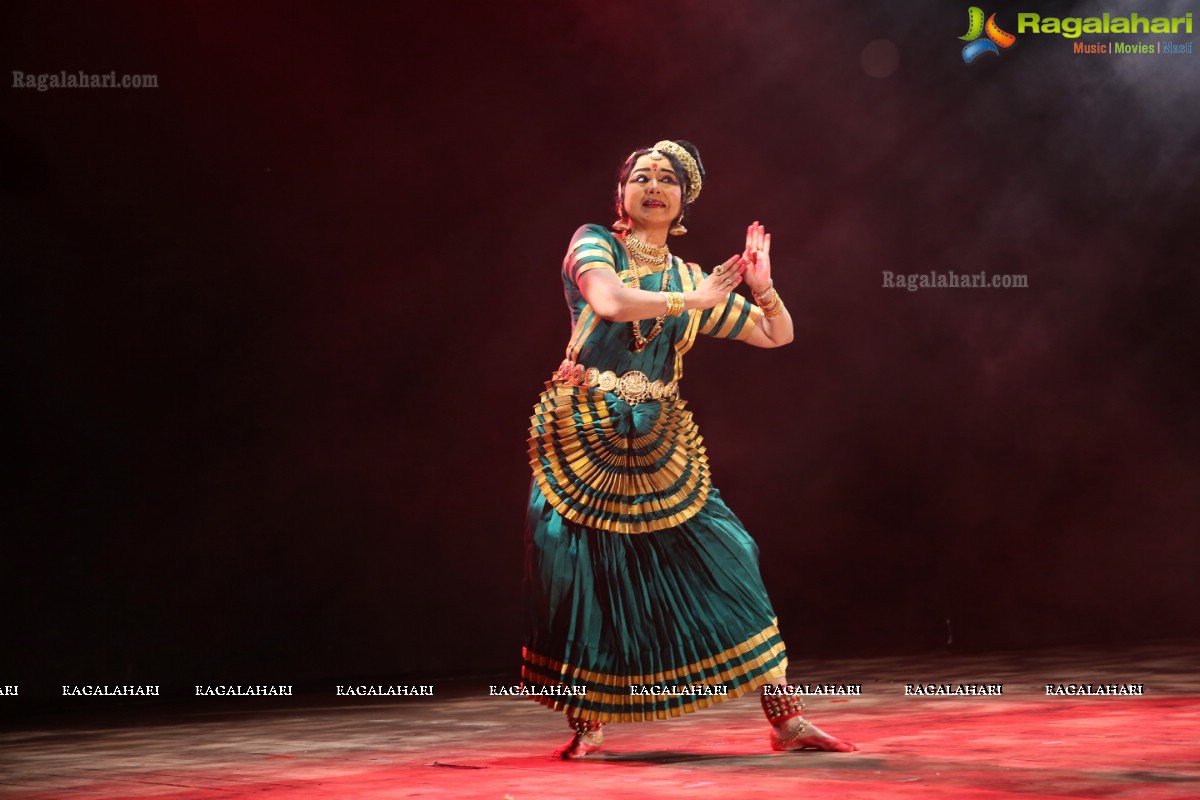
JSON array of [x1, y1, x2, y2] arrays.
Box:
[[2, 644, 1198, 799]]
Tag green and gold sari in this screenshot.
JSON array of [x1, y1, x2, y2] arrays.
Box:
[[522, 224, 788, 723]]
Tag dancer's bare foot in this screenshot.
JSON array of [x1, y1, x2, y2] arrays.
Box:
[[552, 729, 605, 759], [770, 718, 857, 752]]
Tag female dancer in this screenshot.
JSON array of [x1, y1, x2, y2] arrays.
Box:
[[523, 140, 856, 757]]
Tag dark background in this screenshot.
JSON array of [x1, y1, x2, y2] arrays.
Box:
[[4, 0, 1198, 699]]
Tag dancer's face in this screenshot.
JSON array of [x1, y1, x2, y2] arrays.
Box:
[[622, 153, 683, 227]]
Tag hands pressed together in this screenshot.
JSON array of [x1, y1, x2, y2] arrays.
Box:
[[694, 221, 774, 309]]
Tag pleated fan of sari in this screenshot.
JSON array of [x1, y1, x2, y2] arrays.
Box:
[[528, 383, 711, 534]]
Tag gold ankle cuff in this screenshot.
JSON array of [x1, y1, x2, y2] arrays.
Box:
[[769, 720, 811, 750]]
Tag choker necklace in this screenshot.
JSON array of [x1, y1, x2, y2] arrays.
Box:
[[623, 232, 670, 267]]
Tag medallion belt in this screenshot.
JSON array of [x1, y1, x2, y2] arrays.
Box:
[[550, 359, 679, 406]]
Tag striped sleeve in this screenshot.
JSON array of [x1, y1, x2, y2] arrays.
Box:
[[562, 224, 617, 285], [695, 269, 763, 341]]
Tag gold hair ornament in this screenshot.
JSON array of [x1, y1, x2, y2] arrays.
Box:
[[649, 140, 702, 203]]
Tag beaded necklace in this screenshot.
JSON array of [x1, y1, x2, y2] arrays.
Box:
[[622, 233, 672, 352]]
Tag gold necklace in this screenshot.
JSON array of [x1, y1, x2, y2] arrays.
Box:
[[628, 253, 672, 352], [623, 232, 670, 268]]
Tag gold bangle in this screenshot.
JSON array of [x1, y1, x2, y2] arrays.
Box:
[[752, 280, 775, 304], [666, 291, 685, 317], [663, 291, 682, 317], [756, 285, 781, 307], [761, 292, 785, 319]]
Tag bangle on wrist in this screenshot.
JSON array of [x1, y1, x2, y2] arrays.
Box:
[[665, 291, 685, 317], [759, 290, 785, 319], [752, 280, 775, 304]]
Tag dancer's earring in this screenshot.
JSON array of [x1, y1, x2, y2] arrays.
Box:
[[613, 188, 631, 232]]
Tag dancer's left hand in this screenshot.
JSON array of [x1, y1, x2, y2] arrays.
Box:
[[742, 221, 772, 295]]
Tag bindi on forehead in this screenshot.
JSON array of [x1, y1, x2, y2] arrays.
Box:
[[632, 164, 677, 175], [631, 169, 677, 181], [633, 153, 676, 172]]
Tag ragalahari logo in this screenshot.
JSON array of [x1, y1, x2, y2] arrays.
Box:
[[961, 8, 1017, 62]]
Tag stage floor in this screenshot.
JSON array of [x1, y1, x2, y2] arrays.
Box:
[[3, 643, 1199, 799]]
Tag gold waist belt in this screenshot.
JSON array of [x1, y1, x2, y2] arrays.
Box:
[[551, 359, 679, 406]]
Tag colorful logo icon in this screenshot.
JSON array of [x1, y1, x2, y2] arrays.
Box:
[[961, 7, 1017, 63]]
